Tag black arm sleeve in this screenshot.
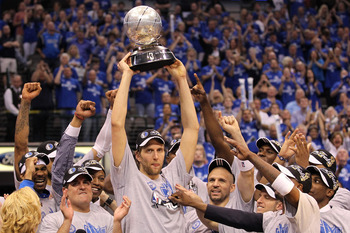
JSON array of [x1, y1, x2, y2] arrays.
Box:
[[204, 204, 264, 232]]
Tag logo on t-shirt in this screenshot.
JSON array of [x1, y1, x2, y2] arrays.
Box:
[[320, 220, 342, 233], [275, 223, 288, 233], [151, 192, 179, 210]]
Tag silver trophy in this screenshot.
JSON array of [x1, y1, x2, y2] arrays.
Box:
[[124, 6, 176, 72]]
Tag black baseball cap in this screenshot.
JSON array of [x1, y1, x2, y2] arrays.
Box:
[[136, 129, 165, 150], [37, 140, 59, 159], [63, 166, 93, 185], [307, 166, 339, 191], [309, 149, 336, 173], [82, 159, 105, 174], [256, 137, 281, 154], [208, 158, 233, 177], [168, 139, 181, 155], [273, 163, 312, 193], [18, 151, 50, 174]]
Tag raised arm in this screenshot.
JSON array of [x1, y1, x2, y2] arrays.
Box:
[[14, 82, 42, 181], [111, 52, 136, 167], [165, 61, 199, 172], [191, 75, 234, 164], [225, 137, 301, 208]]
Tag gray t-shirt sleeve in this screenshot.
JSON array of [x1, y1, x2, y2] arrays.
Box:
[[51, 132, 77, 205], [284, 190, 320, 233], [38, 212, 63, 232], [329, 187, 350, 210]]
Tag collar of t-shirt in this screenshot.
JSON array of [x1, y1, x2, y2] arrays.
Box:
[[320, 204, 331, 213]]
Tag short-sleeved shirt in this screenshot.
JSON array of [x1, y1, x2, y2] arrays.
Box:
[[39, 203, 113, 232], [320, 204, 350, 232], [218, 188, 254, 233], [329, 188, 350, 211], [110, 143, 190, 233], [284, 190, 320, 233], [263, 210, 296, 232]]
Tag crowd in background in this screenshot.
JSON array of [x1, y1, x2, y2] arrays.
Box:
[[1, 0, 350, 187]]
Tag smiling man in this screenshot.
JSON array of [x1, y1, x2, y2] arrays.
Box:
[[110, 53, 199, 233], [39, 165, 116, 232]]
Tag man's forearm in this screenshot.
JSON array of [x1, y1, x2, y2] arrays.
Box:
[[204, 204, 263, 232]]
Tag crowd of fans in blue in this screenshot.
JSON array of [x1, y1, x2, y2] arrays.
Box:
[[2, 0, 350, 189]]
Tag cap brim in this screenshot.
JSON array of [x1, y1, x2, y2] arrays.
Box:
[[47, 150, 57, 159], [255, 183, 276, 199], [20, 159, 47, 174], [273, 163, 297, 179], [256, 137, 279, 154], [308, 154, 323, 165], [168, 141, 181, 154], [307, 166, 330, 188], [66, 172, 93, 184], [139, 136, 165, 147], [86, 166, 104, 171]]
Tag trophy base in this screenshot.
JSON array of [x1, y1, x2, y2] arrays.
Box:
[[130, 44, 176, 72]]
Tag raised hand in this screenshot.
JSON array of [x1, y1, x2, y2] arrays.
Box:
[[75, 100, 96, 119], [169, 184, 203, 207], [22, 82, 42, 101], [290, 133, 311, 168], [60, 189, 74, 222], [190, 73, 206, 103], [114, 196, 131, 223], [23, 156, 38, 180], [165, 59, 187, 80], [106, 89, 118, 110], [224, 136, 255, 160], [218, 113, 240, 135], [279, 129, 299, 160], [117, 52, 136, 75]]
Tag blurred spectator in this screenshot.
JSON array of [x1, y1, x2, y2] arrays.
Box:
[[30, 61, 54, 142], [193, 144, 209, 182], [279, 67, 300, 107], [71, 28, 92, 63], [200, 55, 224, 93], [81, 69, 106, 142], [0, 25, 19, 77], [131, 71, 155, 118], [37, 21, 64, 70], [22, 8, 39, 62], [3, 75, 22, 142], [305, 68, 323, 112], [285, 88, 305, 114], [336, 148, 350, 190]]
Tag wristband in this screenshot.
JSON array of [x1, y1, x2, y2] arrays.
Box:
[[74, 112, 84, 121], [237, 159, 254, 172], [277, 154, 288, 162], [65, 124, 81, 138], [271, 173, 294, 196], [104, 197, 113, 206]]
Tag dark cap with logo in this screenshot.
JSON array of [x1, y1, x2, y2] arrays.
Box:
[[273, 163, 312, 193], [307, 165, 339, 191], [63, 166, 93, 185], [136, 129, 165, 150], [37, 140, 59, 159], [82, 159, 105, 174], [309, 149, 336, 173], [168, 139, 181, 155], [18, 151, 50, 174], [208, 158, 233, 178], [256, 137, 281, 154]]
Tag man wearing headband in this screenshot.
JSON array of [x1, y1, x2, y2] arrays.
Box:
[[110, 54, 199, 232]]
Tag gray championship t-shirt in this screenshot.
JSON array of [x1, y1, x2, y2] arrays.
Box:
[[284, 190, 320, 233], [218, 188, 255, 233], [320, 204, 350, 232], [110, 142, 190, 233], [329, 187, 350, 211], [263, 210, 296, 232], [184, 175, 211, 233], [39, 203, 113, 232]]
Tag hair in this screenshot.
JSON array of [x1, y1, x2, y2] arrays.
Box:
[[1, 187, 41, 233]]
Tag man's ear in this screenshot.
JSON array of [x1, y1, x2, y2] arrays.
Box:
[[230, 183, 235, 193], [326, 189, 335, 199], [297, 183, 304, 192], [135, 150, 141, 162], [276, 200, 283, 211]]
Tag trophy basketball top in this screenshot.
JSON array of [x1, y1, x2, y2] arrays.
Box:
[[124, 6, 162, 46]]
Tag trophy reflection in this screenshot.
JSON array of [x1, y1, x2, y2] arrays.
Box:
[[124, 6, 176, 72]]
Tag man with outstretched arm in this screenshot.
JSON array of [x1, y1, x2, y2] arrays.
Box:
[[110, 52, 199, 233]]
